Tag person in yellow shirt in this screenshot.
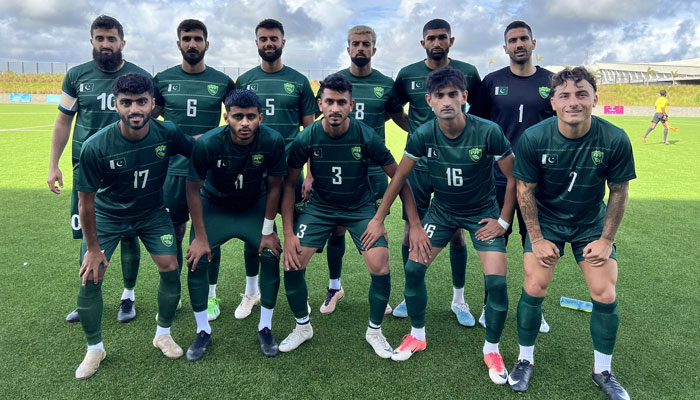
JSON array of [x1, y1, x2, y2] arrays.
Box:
[[643, 89, 670, 144]]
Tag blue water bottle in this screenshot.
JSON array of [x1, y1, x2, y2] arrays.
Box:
[[559, 297, 593, 312]]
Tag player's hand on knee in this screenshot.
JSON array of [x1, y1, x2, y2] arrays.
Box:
[[259, 233, 282, 258], [409, 227, 432, 264], [301, 176, 313, 200], [361, 218, 386, 251], [186, 237, 211, 272], [283, 235, 302, 271], [47, 167, 63, 194], [583, 239, 613, 267], [80, 249, 108, 285], [532, 239, 559, 268], [475, 218, 506, 241]]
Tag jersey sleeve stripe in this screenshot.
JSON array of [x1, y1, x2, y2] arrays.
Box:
[[404, 150, 420, 161]]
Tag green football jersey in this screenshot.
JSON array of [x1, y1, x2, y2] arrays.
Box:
[[405, 114, 511, 216], [336, 68, 403, 176], [189, 124, 287, 210], [235, 66, 318, 151], [154, 65, 236, 176], [77, 119, 194, 220], [59, 60, 151, 169], [513, 116, 636, 226], [288, 118, 395, 212]]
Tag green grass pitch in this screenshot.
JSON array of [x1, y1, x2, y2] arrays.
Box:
[[0, 103, 698, 398]]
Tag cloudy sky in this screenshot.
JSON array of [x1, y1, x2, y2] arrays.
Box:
[[1, 0, 698, 79]]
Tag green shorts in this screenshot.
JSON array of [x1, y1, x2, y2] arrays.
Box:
[[295, 202, 387, 251], [368, 173, 388, 208], [80, 208, 176, 265], [191, 193, 274, 251], [402, 168, 433, 221], [163, 175, 189, 226], [71, 183, 82, 239], [422, 202, 506, 252], [523, 219, 617, 262]]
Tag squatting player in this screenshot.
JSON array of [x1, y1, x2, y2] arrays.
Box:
[[507, 67, 634, 400], [470, 20, 553, 333], [319, 24, 408, 315], [279, 74, 417, 358], [391, 18, 482, 325], [74, 73, 194, 380], [152, 19, 236, 321], [234, 18, 318, 320], [48, 15, 150, 324], [185, 90, 286, 360], [363, 68, 515, 384]]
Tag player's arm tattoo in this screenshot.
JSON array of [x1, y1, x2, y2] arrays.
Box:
[[601, 180, 630, 242], [516, 179, 543, 242]]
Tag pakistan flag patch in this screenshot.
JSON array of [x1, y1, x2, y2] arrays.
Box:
[[207, 84, 219, 95], [284, 82, 295, 94], [469, 148, 483, 162], [539, 86, 551, 99], [374, 87, 384, 98], [252, 153, 264, 166], [155, 144, 167, 159], [591, 150, 604, 165], [160, 234, 174, 247], [351, 146, 362, 160]]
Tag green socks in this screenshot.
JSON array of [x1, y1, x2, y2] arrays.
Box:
[[449, 244, 467, 288], [244, 243, 260, 277], [284, 269, 308, 319], [516, 288, 544, 346], [207, 246, 221, 285], [187, 256, 210, 313], [156, 269, 180, 328], [401, 244, 409, 266], [404, 260, 428, 328], [326, 234, 346, 280], [591, 298, 619, 355], [78, 280, 104, 345], [120, 236, 141, 290], [259, 252, 281, 309], [369, 273, 391, 326], [484, 275, 508, 343]]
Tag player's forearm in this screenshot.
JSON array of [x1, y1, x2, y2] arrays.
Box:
[[265, 177, 282, 220], [500, 177, 516, 224], [49, 114, 73, 168], [78, 192, 100, 251], [281, 168, 301, 235], [397, 180, 421, 228], [186, 181, 207, 240], [376, 162, 409, 222], [601, 181, 630, 242], [517, 180, 543, 241]]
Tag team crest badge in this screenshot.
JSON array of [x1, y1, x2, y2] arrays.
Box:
[[374, 87, 384, 98], [155, 145, 167, 159], [160, 234, 174, 247], [207, 84, 219, 95], [591, 150, 604, 165], [539, 86, 551, 99], [284, 82, 295, 94], [295, 201, 308, 213], [252, 153, 264, 166], [351, 146, 362, 160], [469, 148, 483, 162]]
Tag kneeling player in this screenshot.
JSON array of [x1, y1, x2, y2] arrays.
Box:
[[185, 90, 286, 359], [280, 74, 416, 358], [74, 73, 194, 379], [363, 67, 515, 384], [508, 67, 634, 400]]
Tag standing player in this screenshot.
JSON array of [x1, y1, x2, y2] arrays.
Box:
[[279, 74, 417, 358], [185, 90, 286, 360], [152, 19, 236, 321], [507, 67, 634, 400], [74, 73, 194, 379], [363, 68, 515, 385], [391, 19, 482, 326], [470, 20, 553, 333], [319, 25, 407, 314], [642, 89, 670, 144], [48, 15, 150, 324], [235, 18, 318, 320]]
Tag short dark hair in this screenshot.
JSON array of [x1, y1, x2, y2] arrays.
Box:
[[426, 67, 467, 94], [112, 72, 154, 97], [256, 19, 284, 36], [660, 89, 667, 96], [504, 20, 533, 41], [550, 67, 597, 95], [177, 19, 208, 40], [91, 15, 124, 40], [224, 90, 262, 112], [422, 19, 451, 37], [318, 73, 353, 97]]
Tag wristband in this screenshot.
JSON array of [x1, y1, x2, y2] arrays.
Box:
[[261, 218, 275, 235], [497, 217, 510, 230]]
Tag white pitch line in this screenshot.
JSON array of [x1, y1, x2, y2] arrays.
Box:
[[0, 125, 54, 132]]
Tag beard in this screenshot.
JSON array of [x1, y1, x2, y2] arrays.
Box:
[[120, 112, 148, 130], [258, 46, 282, 63], [92, 47, 123, 71], [181, 48, 206, 66], [509, 48, 532, 65], [351, 55, 370, 67], [426, 47, 448, 62]]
